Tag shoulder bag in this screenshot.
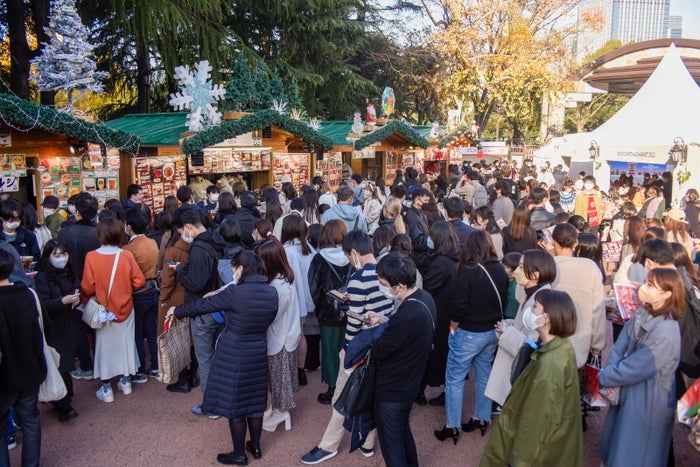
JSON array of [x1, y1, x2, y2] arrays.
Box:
[[478, 263, 503, 318], [32, 289, 68, 402], [82, 250, 121, 329], [333, 348, 376, 418]]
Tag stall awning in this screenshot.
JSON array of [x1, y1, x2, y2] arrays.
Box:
[[353, 120, 430, 150], [104, 113, 188, 147], [0, 93, 140, 154], [182, 110, 335, 154]]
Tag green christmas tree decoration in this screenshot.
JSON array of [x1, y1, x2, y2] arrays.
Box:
[[224, 54, 256, 112], [286, 77, 305, 114], [251, 60, 272, 109], [30, 0, 108, 106], [268, 71, 287, 107]]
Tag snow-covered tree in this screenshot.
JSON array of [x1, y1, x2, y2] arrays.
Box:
[[30, 0, 108, 105]]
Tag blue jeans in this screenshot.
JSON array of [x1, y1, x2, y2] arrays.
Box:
[[191, 313, 223, 396], [374, 400, 418, 467], [1, 390, 41, 467], [133, 289, 159, 372], [444, 328, 498, 427]]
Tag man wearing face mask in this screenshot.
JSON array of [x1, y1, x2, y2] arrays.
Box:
[[169, 206, 226, 419], [574, 175, 603, 233], [300, 231, 393, 464], [42, 195, 63, 238], [197, 186, 220, 213], [404, 187, 432, 275], [0, 199, 41, 262]]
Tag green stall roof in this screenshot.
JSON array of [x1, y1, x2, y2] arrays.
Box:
[[104, 113, 188, 147], [0, 93, 140, 153]]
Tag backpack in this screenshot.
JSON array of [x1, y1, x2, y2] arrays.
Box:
[[472, 183, 488, 209], [680, 283, 700, 377]]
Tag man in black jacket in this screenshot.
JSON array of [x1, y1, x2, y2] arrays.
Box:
[[404, 187, 431, 274], [231, 191, 260, 248], [366, 253, 436, 467], [528, 187, 555, 232], [171, 207, 226, 418], [57, 193, 99, 380], [0, 249, 46, 467]]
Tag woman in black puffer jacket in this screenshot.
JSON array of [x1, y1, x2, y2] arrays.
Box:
[[307, 219, 354, 404]]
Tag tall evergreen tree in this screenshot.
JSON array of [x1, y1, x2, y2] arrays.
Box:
[[250, 60, 271, 109], [268, 71, 287, 105], [286, 77, 305, 114], [224, 54, 256, 111]]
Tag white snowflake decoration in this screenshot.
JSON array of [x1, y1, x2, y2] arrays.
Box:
[[307, 118, 322, 131], [270, 99, 288, 115], [169, 60, 226, 132]]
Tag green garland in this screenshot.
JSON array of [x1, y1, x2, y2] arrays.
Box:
[[182, 109, 335, 154], [0, 93, 140, 153], [439, 125, 481, 149], [353, 120, 429, 150]]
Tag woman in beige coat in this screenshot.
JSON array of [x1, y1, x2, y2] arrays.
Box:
[[485, 250, 556, 406]]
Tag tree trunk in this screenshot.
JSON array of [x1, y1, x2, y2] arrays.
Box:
[[32, 0, 55, 106], [136, 43, 151, 113], [7, 0, 31, 99]]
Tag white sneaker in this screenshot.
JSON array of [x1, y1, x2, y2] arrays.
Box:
[[117, 379, 132, 395], [96, 386, 114, 403]]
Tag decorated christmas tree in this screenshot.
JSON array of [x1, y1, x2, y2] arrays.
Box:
[[30, 0, 107, 106]]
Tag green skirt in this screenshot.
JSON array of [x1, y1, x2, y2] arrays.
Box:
[[320, 325, 344, 386]]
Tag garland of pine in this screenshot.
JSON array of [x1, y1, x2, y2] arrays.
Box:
[[439, 125, 482, 149], [353, 120, 429, 150], [182, 109, 335, 154], [0, 93, 140, 153]]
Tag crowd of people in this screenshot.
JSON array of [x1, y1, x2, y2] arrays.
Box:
[[1, 158, 698, 466]]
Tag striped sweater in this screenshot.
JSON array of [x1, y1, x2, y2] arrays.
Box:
[[344, 263, 394, 347]]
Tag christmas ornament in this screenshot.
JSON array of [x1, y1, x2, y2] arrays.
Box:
[[366, 104, 377, 126], [381, 87, 395, 117], [169, 60, 226, 132]]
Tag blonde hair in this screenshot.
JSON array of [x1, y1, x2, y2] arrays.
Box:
[[384, 197, 406, 234]]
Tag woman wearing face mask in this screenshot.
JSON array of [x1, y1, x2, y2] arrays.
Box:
[[167, 250, 278, 465], [435, 230, 509, 444], [362, 182, 383, 233], [598, 268, 683, 467], [484, 249, 557, 407], [481, 289, 582, 467], [34, 239, 82, 422], [0, 199, 41, 261], [471, 206, 504, 260]]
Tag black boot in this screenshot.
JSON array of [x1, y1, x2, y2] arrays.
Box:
[[167, 370, 191, 393], [298, 368, 307, 386], [317, 386, 334, 405]]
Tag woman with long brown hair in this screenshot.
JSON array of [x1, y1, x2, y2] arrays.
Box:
[[664, 207, 694, 258], [255, 238, 301, 432], [501, 204, 538, 254], [599, 267, 684, 467]]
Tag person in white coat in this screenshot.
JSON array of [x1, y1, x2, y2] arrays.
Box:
[[363, 182, 383, 233], [255, 238, 302, 432]]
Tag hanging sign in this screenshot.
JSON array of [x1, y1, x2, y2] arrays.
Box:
[[0, 175, 19, 192]]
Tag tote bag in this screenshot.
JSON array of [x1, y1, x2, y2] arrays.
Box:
[[157, 316, 191, 384], [32, 289, 67, 402]]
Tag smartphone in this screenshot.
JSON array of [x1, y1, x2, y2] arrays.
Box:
[[327, 289, 348, 302], [164, 260, 177, 266], [345, 310, 370, 324]]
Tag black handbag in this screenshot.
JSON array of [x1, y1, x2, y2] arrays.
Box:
[[333, 349, 376, 418], [510, 339, 539, 385]]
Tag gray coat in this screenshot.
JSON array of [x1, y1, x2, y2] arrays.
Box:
[[598, 307, 680, 467]]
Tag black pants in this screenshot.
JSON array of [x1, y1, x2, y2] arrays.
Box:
[[374, 399, 418, 467]]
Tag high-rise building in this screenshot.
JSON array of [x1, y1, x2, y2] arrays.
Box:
[[668, 15, 683, 39], [575, 0, 676, 62]]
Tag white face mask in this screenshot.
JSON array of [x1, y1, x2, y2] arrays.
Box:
[[181, 227, 194, 244], [231, 266, 242, 285], [43, 208, 56, 217], [0, 194, 9, 201], [426, 236, 435, 250], [68, 205, 76, 215], [522, 306, 544, 332], [352, 252, 362, 270], [4, 221, 20, 230], [584, 183, 595, 191], [378, 284, 395, 301], [50, 256, 69, 269], [574, 180, 584, 191], [210, 194, 219, 203]]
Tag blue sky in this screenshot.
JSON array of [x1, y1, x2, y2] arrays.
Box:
[[672, 0, 700, 39]]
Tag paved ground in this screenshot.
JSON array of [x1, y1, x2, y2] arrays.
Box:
[[8, 365, 699, 467]]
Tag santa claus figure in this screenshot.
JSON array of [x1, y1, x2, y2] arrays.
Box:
[[470, 120, 480, 136], [366, 104, 377, 126]]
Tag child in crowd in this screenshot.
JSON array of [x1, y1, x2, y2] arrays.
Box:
[[502, 252, 522, 319]]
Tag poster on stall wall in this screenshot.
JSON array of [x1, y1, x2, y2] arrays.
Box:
[[38, 156, 82, 204], [188, 149, 271, 175], [315, 152, 343, 189], [135, 155, 188, 212], [273, 153, 309, 190], [353, 147, 375, 159], [79, 144, 119, 208], [0, 154, 26, 193], [385, 152, 400, 183]]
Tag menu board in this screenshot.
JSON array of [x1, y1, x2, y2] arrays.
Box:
[[315, 152, 343, 189], [188, 149, 271, 175], [273, 153, 309, 190], [80, 144, 120, 207], [0, 154, 27, 177], [385, 152, 401, 183], [134, 155, 188, 212]]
